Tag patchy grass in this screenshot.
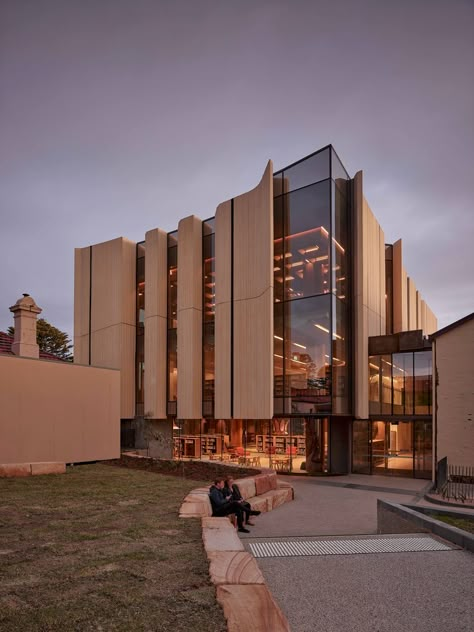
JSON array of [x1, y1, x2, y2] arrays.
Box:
[[434, 513, 474, 534], [0, 464, 226, 631]]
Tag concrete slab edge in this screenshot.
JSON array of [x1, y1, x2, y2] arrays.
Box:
[[377, 499, 474, 553], [423, 492, 474, 510]]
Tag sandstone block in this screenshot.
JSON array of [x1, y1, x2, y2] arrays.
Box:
[[234, 477, 256, 500], [216, 584, 290, 632], [259, 488, 292, 510], [202, 517, 236, 530], [207, 551, 265, 585], [255, 472, 277, 495], [179, 501, 212, 518], [31, 462, 66, 476], [248, 495, 271, 513], [0, 463, 31, 477], [202, 527, 245, 553]]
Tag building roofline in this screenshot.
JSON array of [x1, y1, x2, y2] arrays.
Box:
[[429, 312, 474, 339]]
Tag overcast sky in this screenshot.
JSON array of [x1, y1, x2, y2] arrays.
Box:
[[1, 0, 473, 339]]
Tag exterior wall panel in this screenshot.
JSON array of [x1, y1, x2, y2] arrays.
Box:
[[435, 318, 474, 467], [177, 215, 202, 419], [407, 277, 417, 330], [88, 237, 136, 419], [353, 171, 386, 419], [144, 228, 168, 418], [233, 161, 273, 419]]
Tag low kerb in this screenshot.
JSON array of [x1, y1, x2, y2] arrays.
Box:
[[179, 469, 293, 632]]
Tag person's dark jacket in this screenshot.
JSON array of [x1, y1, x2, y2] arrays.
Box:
[[224, 483, 243, 502], [209, 485, 230, 513]]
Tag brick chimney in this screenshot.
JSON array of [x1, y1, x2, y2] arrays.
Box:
[[9, 294, 42, 359]]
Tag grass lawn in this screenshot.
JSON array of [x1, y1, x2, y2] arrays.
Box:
[[434, 513, 474, 534], [0, 464, 226, 631]]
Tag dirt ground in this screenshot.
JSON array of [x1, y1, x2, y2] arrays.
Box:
[[106, 453, 261, 480], [0, 463, 232, 632]]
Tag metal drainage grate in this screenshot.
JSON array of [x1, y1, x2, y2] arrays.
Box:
[[249, 536, 453, 558]]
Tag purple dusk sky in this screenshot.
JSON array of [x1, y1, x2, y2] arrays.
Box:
[[0, 0, 473, 339]]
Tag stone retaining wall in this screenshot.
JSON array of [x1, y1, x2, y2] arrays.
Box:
[[0, 462, 66, 477], [377, 499, 474, 553], [179, 470, 293, 632]]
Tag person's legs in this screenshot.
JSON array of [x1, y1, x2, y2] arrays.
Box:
[[214, 502, 248, 531]]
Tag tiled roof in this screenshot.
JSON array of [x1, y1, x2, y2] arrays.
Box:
[[0, 331, 66, 362]]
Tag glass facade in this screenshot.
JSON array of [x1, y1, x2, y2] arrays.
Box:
[[135, 242, 145, 417], [202, 218, 215, 418], [369, 351, 432, 416], [355, 349, 433, 478], [167, 232, 178, 416], [272, 145, 352, 473]]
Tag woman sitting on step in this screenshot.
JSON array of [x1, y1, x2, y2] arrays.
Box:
[[224, 477, 261, 526]]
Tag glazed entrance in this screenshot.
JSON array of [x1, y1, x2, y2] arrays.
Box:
[[172, 417, 352, 475]]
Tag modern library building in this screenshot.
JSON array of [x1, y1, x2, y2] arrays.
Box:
[[74, 145, 437, 478]]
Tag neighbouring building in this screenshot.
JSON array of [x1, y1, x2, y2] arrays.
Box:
[[0, 294, 120, 472], [431, 313, 474, 470], [74, 145, 438, 478]]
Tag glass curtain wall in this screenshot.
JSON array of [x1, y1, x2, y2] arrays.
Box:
[[168, 232, 178, 456], [368, 351, 432, 416], [356, 349, 433, 478], [135, 242, 145, 417], [273, 146, 351, 474], [202, 218, 215, 419]]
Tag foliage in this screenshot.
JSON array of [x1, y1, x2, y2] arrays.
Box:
[[8, 318, 73, 361]]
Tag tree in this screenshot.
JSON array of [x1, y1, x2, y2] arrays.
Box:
[[8, 318, 73, 361]]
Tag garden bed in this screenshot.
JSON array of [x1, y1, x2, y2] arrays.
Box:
[[105, 453, 261, 480]]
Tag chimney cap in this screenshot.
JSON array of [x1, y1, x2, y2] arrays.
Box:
[[9, 293, 42, 314]]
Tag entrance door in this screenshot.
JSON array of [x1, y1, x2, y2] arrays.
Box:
[[371, 421, 414, 476]]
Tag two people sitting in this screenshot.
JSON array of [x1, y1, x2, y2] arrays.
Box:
[[209, 476, 261, 533]]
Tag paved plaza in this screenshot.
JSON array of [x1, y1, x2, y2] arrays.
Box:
[[241, 475, 474, 632]]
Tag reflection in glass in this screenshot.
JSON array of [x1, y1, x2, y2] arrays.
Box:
[[414, 420, 432, 479], [203, 226, 215, 417], [276, 181, 331, 301], [331, 147, 350, 185], [167, 329, 177, 403], [331, 181, 349, 301], [284, 295, 331, 414], [274, 302, 284, 397], [203, 322, 214, 414], [414, 351, 432, 414], [381, 355, 392, 414], [167, 246, 177, 329], [369, 355, 381, 414], [392, 353, 414, 415], [279, 147, 330, 193], [333, 296, 349, 414], [135, 242, 145, 417]]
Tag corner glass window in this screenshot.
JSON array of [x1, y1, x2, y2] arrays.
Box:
[[281, 147, 330, 193], [279, 180, 331, 301]]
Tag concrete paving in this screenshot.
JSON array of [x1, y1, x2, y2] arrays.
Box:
[[240, 474, 474, 632]]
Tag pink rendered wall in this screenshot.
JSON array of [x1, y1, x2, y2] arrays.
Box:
[[0, 355, 120, 465]]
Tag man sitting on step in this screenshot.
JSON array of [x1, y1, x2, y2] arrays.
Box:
[[209, 477, 250, 533]]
